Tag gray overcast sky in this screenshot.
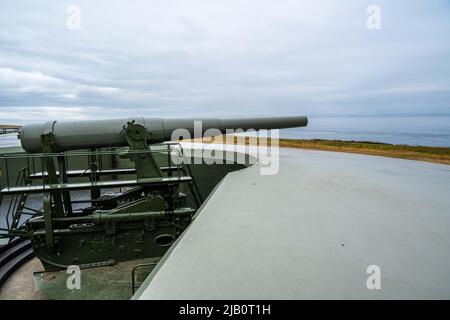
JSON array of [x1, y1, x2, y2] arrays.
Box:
[[0, 0, 449, 124]]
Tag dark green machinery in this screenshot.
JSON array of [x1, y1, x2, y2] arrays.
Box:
[[0, 116, 307, 271]]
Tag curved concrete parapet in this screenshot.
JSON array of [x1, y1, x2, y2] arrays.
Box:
[[134, 146, 450, 299]]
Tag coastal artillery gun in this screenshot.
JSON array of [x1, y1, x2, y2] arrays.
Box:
[[0, 116, 307, 270]]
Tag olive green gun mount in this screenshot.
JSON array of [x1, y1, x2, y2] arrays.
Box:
[[0, 116, 307, 270]]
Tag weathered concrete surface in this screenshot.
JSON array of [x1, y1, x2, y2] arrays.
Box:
[[0, 258, 46, 300], [135, 146, 450, 299], [0, 256, 159, 300]]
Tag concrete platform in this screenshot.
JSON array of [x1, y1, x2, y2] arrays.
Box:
[[0, 256, 159, 300], [134, 146, 450, 299], [0, 258, 46, 300]]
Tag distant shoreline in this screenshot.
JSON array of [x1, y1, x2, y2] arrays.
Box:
[[192, 136, 450, 166], [1, 134, 449, 165], [0, 125, 22, 135]]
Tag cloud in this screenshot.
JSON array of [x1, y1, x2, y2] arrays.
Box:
[[0, 105, 136, 123], [0, 68, 63, 93], [0, 67, 123, 99], [0, 106, 90, 122], [0, 0, 449, 124]]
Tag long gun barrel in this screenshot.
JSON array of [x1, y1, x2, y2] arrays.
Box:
[[19, 116, 308, 153]]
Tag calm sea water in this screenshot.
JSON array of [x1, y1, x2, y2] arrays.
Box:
[[1, 116, 449, 148], [281, 116, 450, 147]]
